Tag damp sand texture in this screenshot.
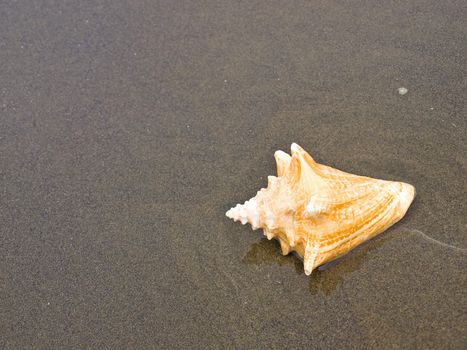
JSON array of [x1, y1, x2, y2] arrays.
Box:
[[0, 1, 466, 349]]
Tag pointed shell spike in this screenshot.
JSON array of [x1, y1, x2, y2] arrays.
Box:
[[279, 238, 291, 255], [226, 143, 416, 276], [274, 150, 291, 177]]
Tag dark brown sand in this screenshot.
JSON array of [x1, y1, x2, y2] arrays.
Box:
[[0, 1, 465, 348]]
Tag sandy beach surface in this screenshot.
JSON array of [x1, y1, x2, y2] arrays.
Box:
[[1, 1, 465, 348]]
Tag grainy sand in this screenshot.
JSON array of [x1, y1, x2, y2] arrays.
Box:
[[1, 1, 465, 348]]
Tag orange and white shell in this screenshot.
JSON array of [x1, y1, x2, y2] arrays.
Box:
[[226, 143, 415, 275]]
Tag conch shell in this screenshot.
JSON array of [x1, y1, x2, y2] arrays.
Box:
[[226, 143, 415, 275]]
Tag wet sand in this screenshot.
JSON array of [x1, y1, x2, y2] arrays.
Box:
[[0, 1, 466, 349]]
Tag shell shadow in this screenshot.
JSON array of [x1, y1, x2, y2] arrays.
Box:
[[242, 231, 397, 296], [242, 238, 304, 273]]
